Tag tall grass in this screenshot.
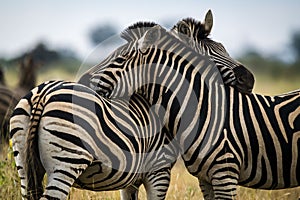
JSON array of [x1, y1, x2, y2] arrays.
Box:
[[2, 146, 300, 200], [0, 143, 21, 199]]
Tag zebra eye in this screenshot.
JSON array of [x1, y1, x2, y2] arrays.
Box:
[[114, 57, 125, 64], [147, 29, 159, 40], [179, 23, 190, 36], [237, 76, 245, 84]]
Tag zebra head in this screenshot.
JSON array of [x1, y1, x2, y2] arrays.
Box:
[[78, 22, 159, 97], [171, 10, 255, 94], [78, 23, 226, 148], [78, 22, 167, 98], [79, 22, 224, 103]]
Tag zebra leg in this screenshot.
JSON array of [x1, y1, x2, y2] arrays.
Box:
[[200, 177, 238, 200], [10, 98, 45, 199], [143, 168, 171, 200], [11, 132, 28, 199], [199, 180, 214, 200], [39, 155, 92, 200], [120, 184, 141, 200], [38, 127, 93, 199], [12, 134, 45, 199], [211, 177, 238, 200]]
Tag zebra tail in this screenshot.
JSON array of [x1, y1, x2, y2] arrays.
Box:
[[10, 81, 62, 199], [25, 90, 46, 199]]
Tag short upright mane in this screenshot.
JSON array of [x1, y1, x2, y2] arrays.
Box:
[[121, 21, 158, 42], [172, 18, 210, 40]]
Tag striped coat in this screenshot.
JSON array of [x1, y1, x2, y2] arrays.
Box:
[[80, 23, 300, 199], [10, 80, 177, 199]]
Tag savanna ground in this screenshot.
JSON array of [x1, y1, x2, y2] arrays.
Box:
[[1, 60, 300, 199]]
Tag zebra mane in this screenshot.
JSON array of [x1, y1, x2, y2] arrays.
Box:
[[121, 21, 158, 42], [172, 17, 210, 40]]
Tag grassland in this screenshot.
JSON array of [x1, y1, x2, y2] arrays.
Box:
[[2, 144, 300, 200], [1, 63, 300, 199]]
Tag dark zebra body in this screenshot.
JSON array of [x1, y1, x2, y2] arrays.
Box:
[[1, 55, 38, 142], [10, 80, 177, 200], [0, 85, 19, 141], [80, 23, 300, 199]]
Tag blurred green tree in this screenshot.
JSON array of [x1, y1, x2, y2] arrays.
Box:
[[89, 24, 117, 46], [290, 31, 300, 74], [291, 31, 300, 61]]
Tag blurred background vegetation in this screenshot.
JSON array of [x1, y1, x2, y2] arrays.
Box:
[[238, 30, 300, 94], [0, 23, 299, 95]]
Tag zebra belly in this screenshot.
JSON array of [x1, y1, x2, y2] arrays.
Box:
[[74, 160, 140, 191], [237, 129, 300, 189]]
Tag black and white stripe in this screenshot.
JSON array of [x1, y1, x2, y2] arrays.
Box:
[[81, 23, 300, 199], [10, 80, 177, 200], [171, 10, 255, 94], [189, 87, 300, 199]]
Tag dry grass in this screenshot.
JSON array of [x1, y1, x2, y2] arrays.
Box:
[[2, 144, 300, 200], [68, 159, 203, 200], [253, 75, 300, 95], [0, 143, 22, 199], [68, 159, 300, 200]]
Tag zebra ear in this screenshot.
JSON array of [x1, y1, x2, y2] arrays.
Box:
[[204, 9, 213, 34], [138, 25, 161, 53]]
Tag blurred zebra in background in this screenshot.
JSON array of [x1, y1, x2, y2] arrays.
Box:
[[81, 23, 300, 199], [171, 10, 255, 94], [0, 56, 38, 142], [0, 67, 18, 141], [0, 65, 5, 85], [10, 80, 178, 200], [16, 55, 39, 98]]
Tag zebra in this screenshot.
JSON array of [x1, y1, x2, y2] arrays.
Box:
[[0, 65, 5, 85], [10, 80, 178, 199], [0, 85, 19, 142], [16, 55, 39, 98], [171, 10, 255, 94], [1, 55, 38, 142], [80, 23, 300, 199]]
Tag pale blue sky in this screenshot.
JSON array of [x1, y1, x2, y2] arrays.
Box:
[[1, 1, 300, 60]]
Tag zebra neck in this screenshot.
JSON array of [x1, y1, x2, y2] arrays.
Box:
[[134, 47, 224, 137], [141, 70, 225, 143]]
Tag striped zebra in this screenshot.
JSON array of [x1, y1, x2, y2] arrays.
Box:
[[171, 10, 255, 94], [10, 80, 178, 199], [80, 23, 300, 199]]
